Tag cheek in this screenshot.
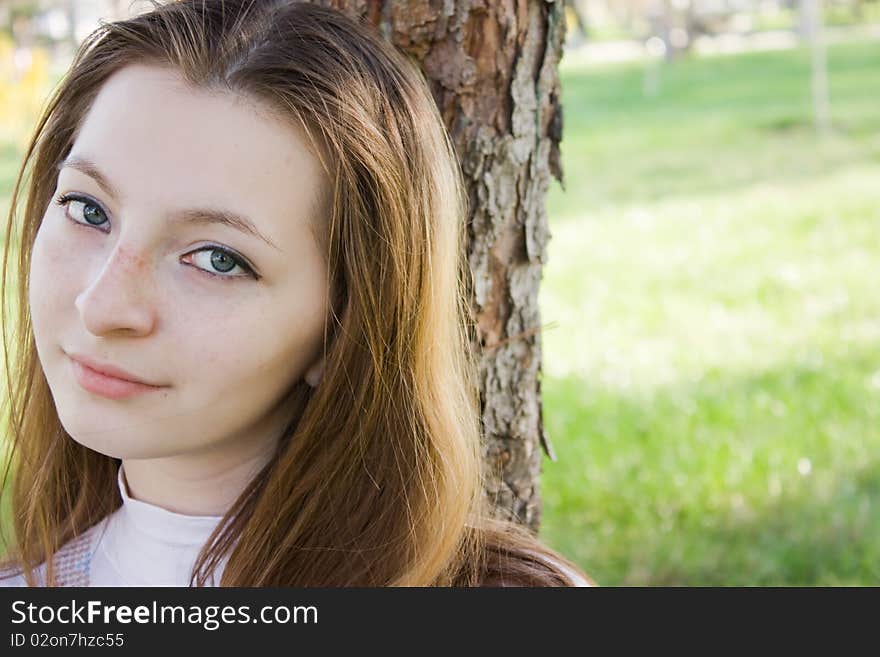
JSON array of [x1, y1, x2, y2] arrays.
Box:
[[29, 215, 76, 336], [165, 307, 267, 391], [180, 313, 283, 382], [30, 208, 95, 283], [179, 302, 323, 401]]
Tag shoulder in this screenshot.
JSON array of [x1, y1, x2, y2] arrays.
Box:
[[0, 562, 44, 587], [474, 521, 596, 587], [0, 518, 108, 588], [483, 549, 595, 587], [538, 552, 595, 587]]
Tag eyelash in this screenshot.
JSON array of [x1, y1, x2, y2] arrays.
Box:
[[53, 192, 258, 281]]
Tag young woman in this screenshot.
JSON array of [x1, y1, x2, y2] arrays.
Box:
[[0, 0, 593, 587]]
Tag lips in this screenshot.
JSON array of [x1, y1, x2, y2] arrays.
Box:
[[66, 352, 163, 387], [67, 353, 167, 401]]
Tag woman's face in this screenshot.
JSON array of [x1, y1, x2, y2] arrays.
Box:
[[29, 64, 330, 463]]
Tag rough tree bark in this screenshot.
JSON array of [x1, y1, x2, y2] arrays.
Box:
[[315, 0, 566, 532]]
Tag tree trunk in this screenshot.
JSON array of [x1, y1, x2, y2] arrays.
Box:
[[314, 0, 566, 532]]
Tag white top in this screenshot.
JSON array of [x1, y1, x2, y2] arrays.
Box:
[[0, 464, 227, 587]]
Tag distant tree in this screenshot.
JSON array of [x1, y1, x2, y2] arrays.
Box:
[[566, 0, 590, 43], [801, 0, 832, 132], [64, 0, 77, 48], [3, 0, 41, 45]]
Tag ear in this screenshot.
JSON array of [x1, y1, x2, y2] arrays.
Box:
[[304, 356, 325, 388]]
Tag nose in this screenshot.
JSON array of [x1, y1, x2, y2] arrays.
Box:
[[74, 242, 159, 337]]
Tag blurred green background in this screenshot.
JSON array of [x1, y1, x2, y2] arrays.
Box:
[[2, 1, 879, 584], [538, 6, 880, 585]]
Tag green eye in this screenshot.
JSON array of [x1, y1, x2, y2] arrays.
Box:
[[188, 246, 255, 280], [56, 193, 109, 228]]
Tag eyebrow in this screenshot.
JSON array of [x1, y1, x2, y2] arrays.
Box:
[[56, 155, 280, 251]]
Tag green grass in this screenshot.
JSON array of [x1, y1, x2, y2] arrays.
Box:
[[537, 39, 880, 584]]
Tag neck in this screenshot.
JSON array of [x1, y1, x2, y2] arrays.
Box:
[[121, 443, 275, 516]]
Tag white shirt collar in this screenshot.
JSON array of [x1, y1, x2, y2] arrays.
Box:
[[93, 464, 227, 586], [115, 464, 224, 544]]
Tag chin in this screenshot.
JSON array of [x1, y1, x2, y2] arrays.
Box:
[[60, 420, 162, 460], [63, 432, 127, 459]]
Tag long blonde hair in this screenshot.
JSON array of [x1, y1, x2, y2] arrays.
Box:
[[1, 0, 591, 586]]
